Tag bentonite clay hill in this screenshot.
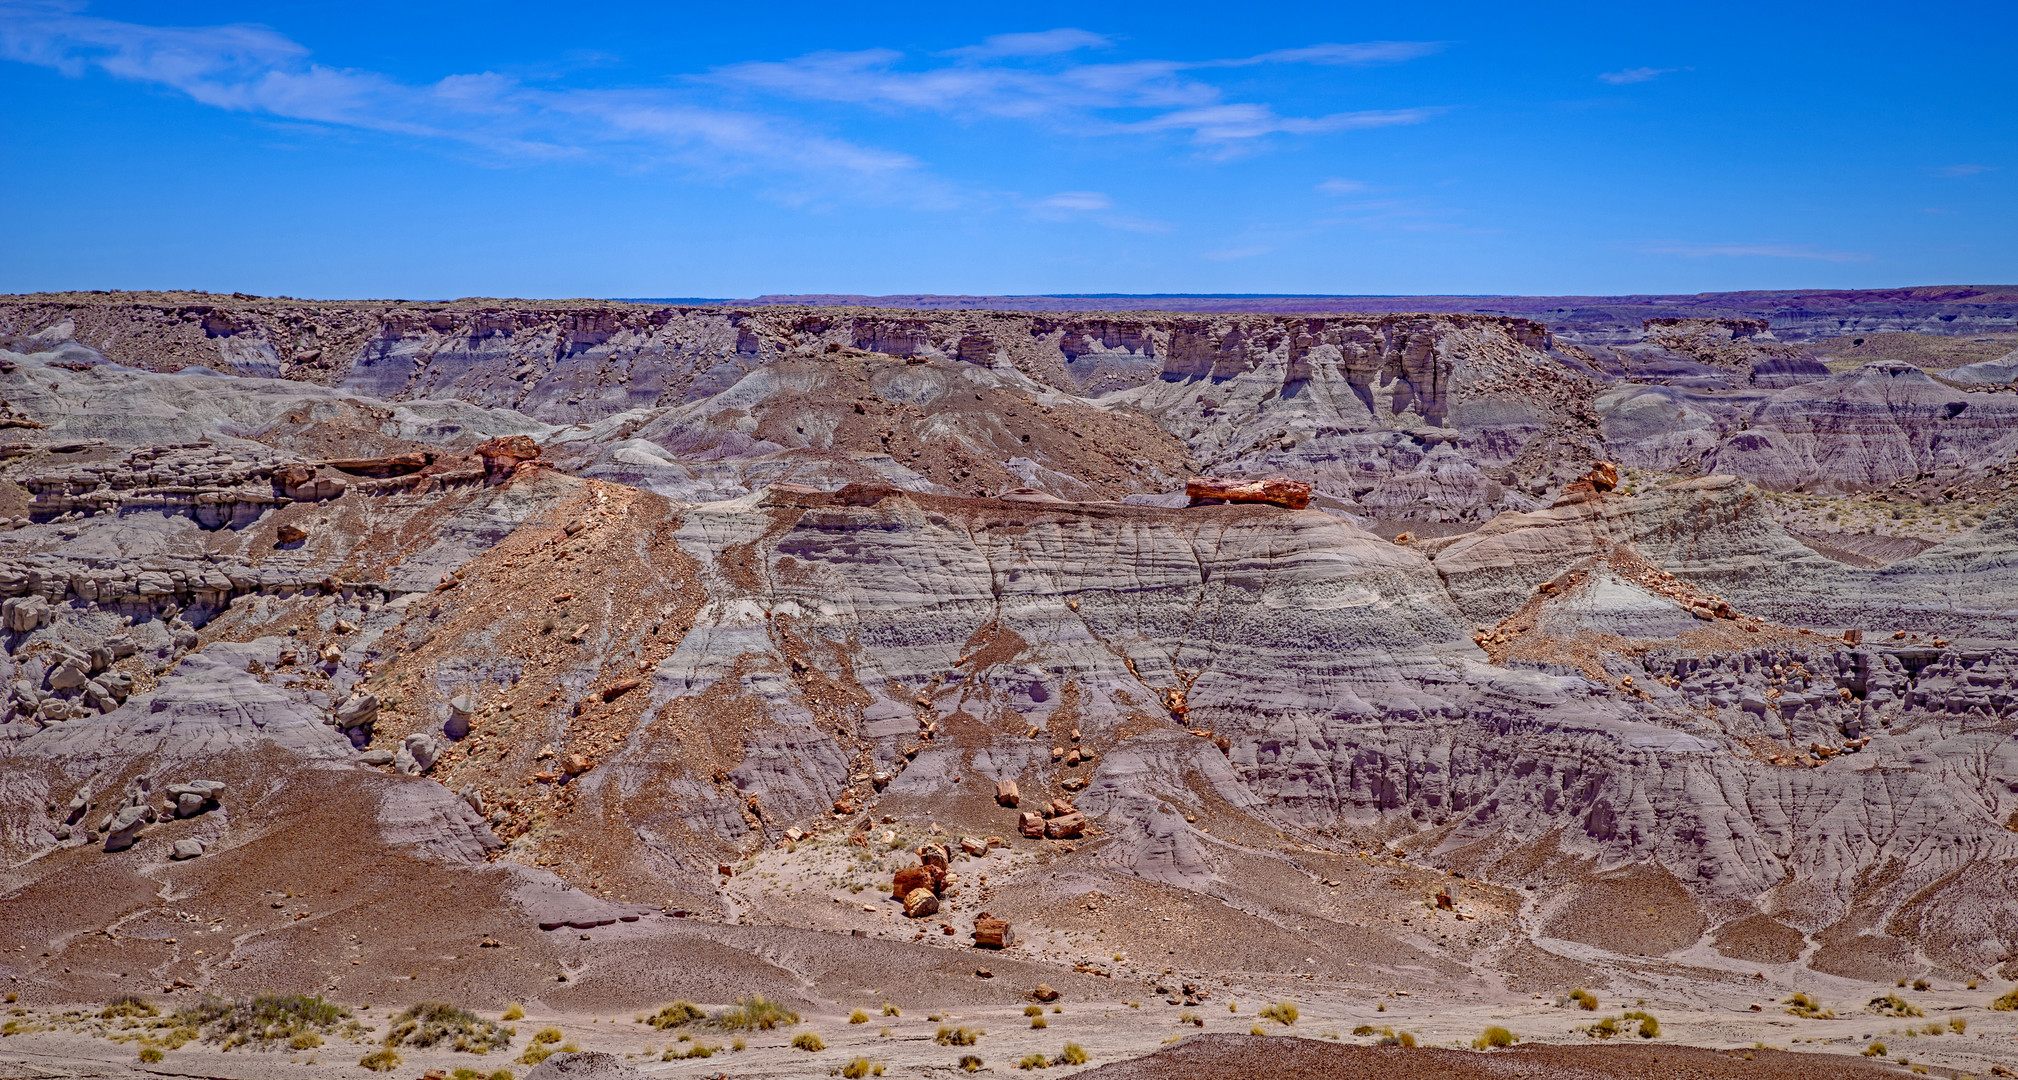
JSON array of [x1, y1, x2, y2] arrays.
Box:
[[0, 293, 2016, 1079]]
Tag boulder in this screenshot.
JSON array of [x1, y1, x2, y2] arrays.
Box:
[[995, 779, 1020, 807], [1184, 475, 1313, 510], [169, 838, 204, 860], [1044, 812, 1087, 840], [917, 842, 950, 870], [475, 435, 542, 481], [972, 916, 1014, 949], [358, 749, 395, 766], [903, 887, 940, 918], [275, 522, 310, 545], [1018, 811, 1045, 838], [3, 595, 51, 633], [103, 804, 149, 851], [960, 835, 987, 856], [1032, 984, 1060, 1002], [892, 865, 935, 899], [334, 692, 378, 729]]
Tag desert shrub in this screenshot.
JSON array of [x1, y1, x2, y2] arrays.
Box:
[[138, 1047, 164, 1062], [290, 1032, 323, 1050], [1912, 979, 1930, 991], [1569, 988, 1599, 1011], [1025, 1005, 1044, 1017], [850, 1009, 870, 1025], [882, 1003, 901, 1017], [174, 993, 352, 1050], [936, 1025, 982, 1046], [1017, 1053, 1049, 1070], [1782, 993, 1833, 1019], [1868, 994, 1925, 1017], [792, 1032, 826, 1051], [665, 1043, 718, 1059], [501, 1004, 525, 1022], [1473, 1025, 1517, 1049], [1950, 1018, 1967, 1034], [714, 995, 798, 1031], [837, 1057, 884, 1078], [1991, 987, 2018, 1011], [649, 1001, 704, 1029], [1863, 1041, 1888, 1057], [1031, 1016, 1047, 1029], [1258, 1000, 1299, 1026], [1375, 1029, 1415, 1047], [959, 1055, 983, 1072], [1249, 1024, 1266, 1036], [1057, 1043, 1088, 1065], [1352, 1025, 1377, 1036], [102, 995, 159, 1020], [531, 1027, 563, 1045], [732, 1037, 746, 1052], [1585, 1017, 1620, 1039], [453, 1070, 512, 1080], [360, 1047, 402, 1071], [1622, 1010, 1661, 1038], [384, 1001, 511, 1054]]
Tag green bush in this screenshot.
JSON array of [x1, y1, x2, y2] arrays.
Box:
[[173, 994, 352, 1050], [1057, 1043, 1088, 1065], [792, 1032, 826, 1051], [1569, 988, 1599, 1011], [1621, 1010, 1660, 1038], [1868, 994, 1924, 1017], [384, 1001, 511, 1054], [1782, 993, 1833, 1019], [648, 1001, 704, 1029], [360, 1048, 402, 1072], [713, 996, 799, 1031], [1258, 1001, 1299, 1026], [1473, 1025, 1516, 1049], [102, 995, 159, 1020]]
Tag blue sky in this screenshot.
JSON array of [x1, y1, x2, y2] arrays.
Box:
[[2, 1, 2013, 298]]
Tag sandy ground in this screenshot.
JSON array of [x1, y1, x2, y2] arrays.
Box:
[[2, 978, 2013, 1079]]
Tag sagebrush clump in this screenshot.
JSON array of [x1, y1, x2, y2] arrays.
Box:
[[936, 1025, 982, 1046], [1783, 993, 1834, 1019], [1258, 1001, 1298, 1026], [384, 1001, 512, 1054], [1473, 1026, 1516, 1049], [173, 993, 353, 1051], [714, 996, 798, 1031], [648, 1001, 704, 1029]]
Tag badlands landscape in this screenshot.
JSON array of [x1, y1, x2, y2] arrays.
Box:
[[0, 288, 2016, 1079]]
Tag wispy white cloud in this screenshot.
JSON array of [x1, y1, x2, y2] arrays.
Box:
[[1210, 41, 1446, 67], [943, 29, 1111, 59], [1599, 66, 1681, 85], [0, 0, 939, 203], [1640, 241, 1870, 262], [1024, 190, 1170, 232], [1316, 178, 1370, 195], [1935, 163, 1994, 177], [715, 32, 1444, 149]]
